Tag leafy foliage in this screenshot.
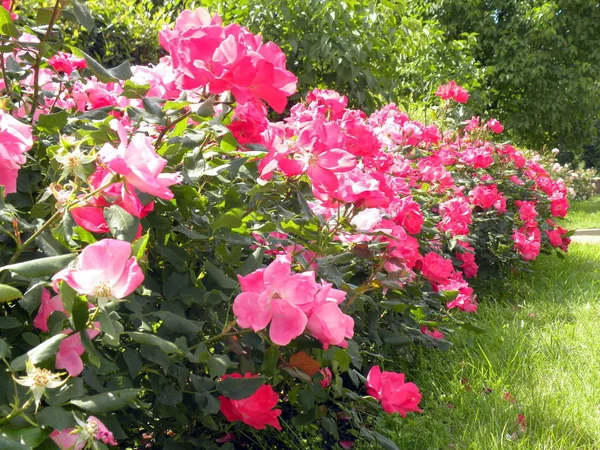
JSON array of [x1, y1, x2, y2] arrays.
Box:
[[0, 2, 583, 450], [421, 0, 600, 155]]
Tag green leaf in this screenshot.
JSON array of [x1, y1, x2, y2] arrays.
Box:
[[0, 254, 76, 278], [12, 334, 68, 371], [36, 406, 75, 430], [0, 427, 47, 450], [132, 232, 150, 260], [157, 385, 183, 406], [70, 295, 89, 331], [122, 80, 151, 98], [203, 260, 238, 289], [220, 133, 238, 152], [379, 330, 412, 346], [60, 282, 77, 313], [71, 0, 94, 29], [195, 392, 220, 415], [70, 389, 141, 413], [0, 284, 22, 303], [360, 427, 400, 450], [67, 46, 116, 83], [192, 97, 215, 116], [123, 348, 142, 378], [261, 346, 279, 377], [126, 332, 182, 355], [190, 374, 215, 392], [0, 316, 21, 329], [239, 247, 264, 276], [98, 311, 121, 346], [216, 376, 264, 400], [143, 98, 165, 118], [35, 8, 54, 26], [36, 111, 68, 134], [0, 338, 9, 359], [156, 311, 202, 334], [0, 437, 29, 450], [460, 321, 486, 334], [207, 354, 237, 378], [0, 6, 19, 38], [298, 389, 315, 410], [182, 149, 206, 183], [104, 205, 139, 242], [211, 208, 245, 230], [321, 416, 339, 439]]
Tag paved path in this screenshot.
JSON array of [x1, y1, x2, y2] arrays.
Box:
[[571, 228, 600, 244]]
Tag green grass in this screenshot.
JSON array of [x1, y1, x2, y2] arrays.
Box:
[[561, 195, 600, 229], [364, 243, 600, 449]]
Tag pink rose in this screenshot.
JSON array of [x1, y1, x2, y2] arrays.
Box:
[[0, 111, 33, 194], [218, 373, 282, 430], [48, 52, 87, 75], [486, 118, 504, 134], [366, 366, 422, 416], [435, 81, 469, 104], [50, 415, 117, 449], [52, 239, 144, 304], [233, 256, 318, 345]]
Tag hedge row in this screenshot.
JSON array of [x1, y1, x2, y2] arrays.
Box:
[[0, 3, 576, 450]]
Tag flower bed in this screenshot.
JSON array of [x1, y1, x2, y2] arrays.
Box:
[[0, 3, 576, 449]]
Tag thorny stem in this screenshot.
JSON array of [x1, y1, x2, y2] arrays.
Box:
[[0, 396, 33, 426], [29, 0, 63, 120], [189, 322, 254, 350], [0, 43, 11, 102], [342, 259, 387, 312], [0, 178, 116, 282], [154, 111, 192, 149]]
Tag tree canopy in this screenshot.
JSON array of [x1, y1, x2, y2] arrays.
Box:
[[420, 0, 600, 156]]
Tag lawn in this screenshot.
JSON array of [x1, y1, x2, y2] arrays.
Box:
[[561, 195, 600, 229], [365, 242, 600, 449]]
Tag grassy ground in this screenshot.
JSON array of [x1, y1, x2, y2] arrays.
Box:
[[561, 195, 600, 229], [365, 243, 600, 449]]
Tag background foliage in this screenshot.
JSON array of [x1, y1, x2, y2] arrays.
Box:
[[45, 0, 600, 164]]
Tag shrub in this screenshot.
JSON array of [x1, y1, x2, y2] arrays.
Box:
[[0, 3, 570, 449]]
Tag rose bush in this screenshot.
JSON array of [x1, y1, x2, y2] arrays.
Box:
[[0, 2, 577, 449]]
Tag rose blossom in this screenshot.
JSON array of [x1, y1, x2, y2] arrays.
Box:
[[0, 111, 33, 194], [50, 416, 117, 449], [52, 239, 144, 306], [366, 366, 422, 416], [233, 256, 318, 345], [218, 373, 282, 430]]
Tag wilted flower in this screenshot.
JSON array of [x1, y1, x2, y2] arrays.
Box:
[[50, 415, 117, 449], [14, 362, 67, 410]]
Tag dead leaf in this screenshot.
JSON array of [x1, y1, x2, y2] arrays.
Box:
[[288, 351, 321, 376]]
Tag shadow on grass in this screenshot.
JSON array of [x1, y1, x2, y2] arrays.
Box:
[[364, 244, 600, 449]]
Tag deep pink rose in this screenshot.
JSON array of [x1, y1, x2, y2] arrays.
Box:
[[218, 373, 282, 430], [306, 282, 354, 349], [421, 252, 455, 286], [420, 326, 444, 339], [366, 366, 422, 416], [48, 52, 87, 75], [99, 120, 182, 200], [233, 256, 318, 345], [486, 118, 504, 134], [435, 81, 469, 104]]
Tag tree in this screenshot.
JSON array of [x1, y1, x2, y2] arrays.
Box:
[[422, 0, 600, 155]]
